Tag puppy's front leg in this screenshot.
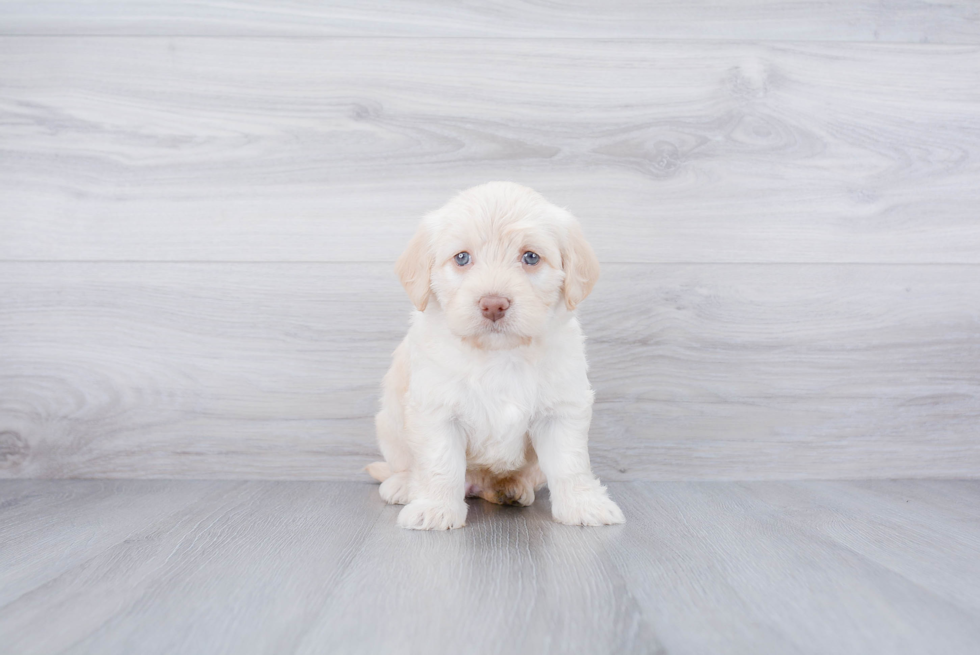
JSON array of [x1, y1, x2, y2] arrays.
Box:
[[398, 409, 468, 530], [531, 411, 625, 526]]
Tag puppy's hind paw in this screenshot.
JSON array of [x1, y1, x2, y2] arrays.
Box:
[[379, 471, 413, 505], [552, 489, 625, 527], [397, 499, 467, 530], [484, 475, 536, 507]]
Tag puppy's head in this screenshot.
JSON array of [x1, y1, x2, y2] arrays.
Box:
[[395, 182, 600, 349]]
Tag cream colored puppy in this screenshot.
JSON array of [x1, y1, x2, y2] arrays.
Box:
[[367, 182, 624, 530]]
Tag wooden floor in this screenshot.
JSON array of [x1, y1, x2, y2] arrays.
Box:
[[2, 479, 979, 655]]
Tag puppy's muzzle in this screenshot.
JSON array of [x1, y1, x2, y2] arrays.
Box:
[[479, 295, 511, 322]]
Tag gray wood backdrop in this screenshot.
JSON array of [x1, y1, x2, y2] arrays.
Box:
[[1, 1, 978, 481]]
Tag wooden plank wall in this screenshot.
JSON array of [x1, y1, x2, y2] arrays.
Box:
[[1, 2, 978, 480]]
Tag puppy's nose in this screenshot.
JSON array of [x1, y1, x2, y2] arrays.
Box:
[[479, 295, 511, 322]]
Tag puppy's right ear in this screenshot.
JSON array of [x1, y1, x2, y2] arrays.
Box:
[[395, 222, 433, 311]]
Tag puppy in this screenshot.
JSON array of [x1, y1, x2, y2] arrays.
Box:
[[367, 182, 624, 530]]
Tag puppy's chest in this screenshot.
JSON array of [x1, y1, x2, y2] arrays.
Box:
[[453, 359, 538, 469]]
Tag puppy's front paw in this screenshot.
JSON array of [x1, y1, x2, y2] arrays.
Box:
[[379, 471, 413, 505], [552, 489, 625, 526], [397, 499, 467, 530]]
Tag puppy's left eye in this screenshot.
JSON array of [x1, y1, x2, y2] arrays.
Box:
[[522, 251, 540, 266], [454, 252, 471, 266]]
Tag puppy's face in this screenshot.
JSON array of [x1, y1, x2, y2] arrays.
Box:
[[395, 182, 600, 349]]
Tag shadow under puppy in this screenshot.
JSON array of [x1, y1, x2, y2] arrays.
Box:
[[367, 182, 624, 530]]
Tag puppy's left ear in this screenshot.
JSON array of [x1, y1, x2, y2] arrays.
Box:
[[395, 222, 433, 311], [561, 220, 601, 310]]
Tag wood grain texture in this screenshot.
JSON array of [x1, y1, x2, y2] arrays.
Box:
[[2, 480, 980, 655], [2, 262, 977, 481], [1, 0, 978, 41], [610, 480, 980, 654], [740, 480, 980, 616], [2, 38, 980, 263], [0, 480, 228, 607], [0, 480, 384, 655]]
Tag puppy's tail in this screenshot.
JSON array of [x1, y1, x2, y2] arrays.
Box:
[[365, 461, 392, 483]]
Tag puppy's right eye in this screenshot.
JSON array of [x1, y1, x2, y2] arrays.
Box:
[[454, 252, 471, 266]]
